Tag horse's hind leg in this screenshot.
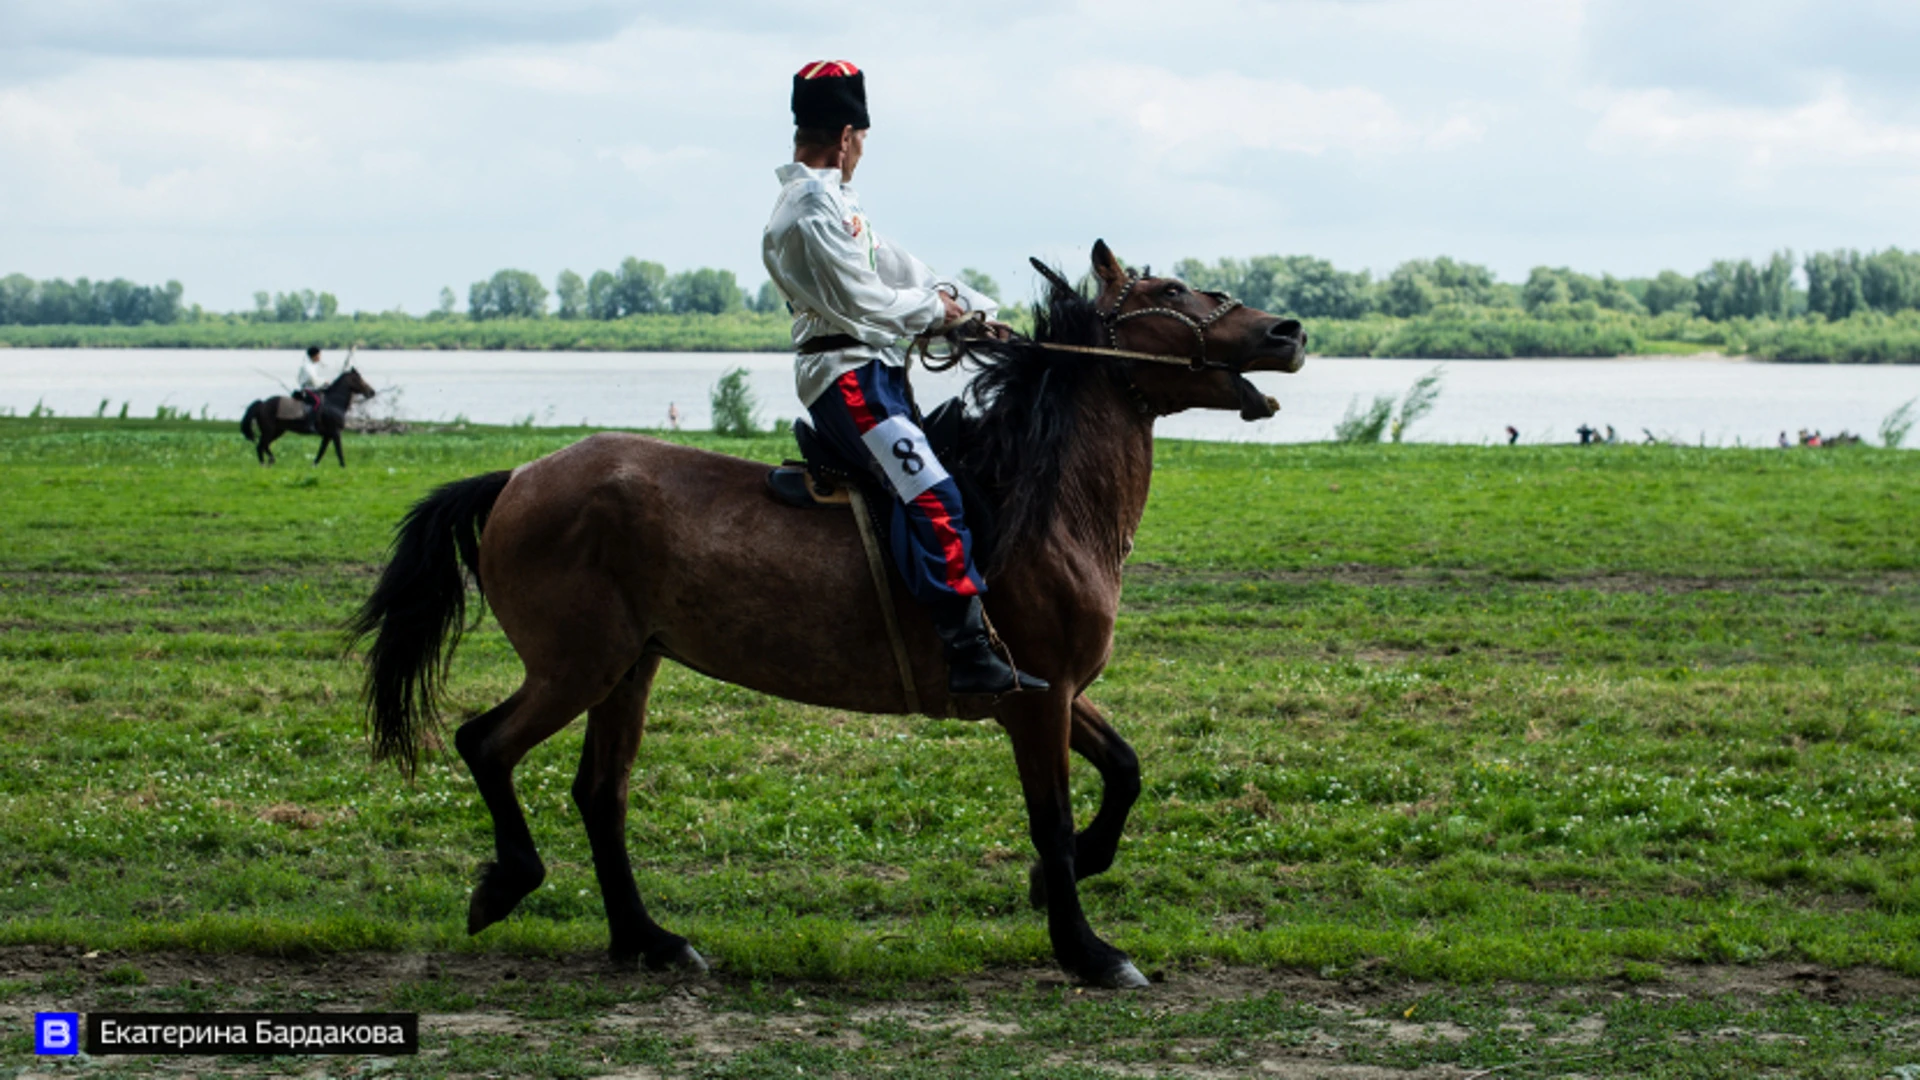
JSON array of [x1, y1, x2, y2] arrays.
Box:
[[573, 655, 705, 972], [455, 675, 610, 935], [1029, 695, 1141, 910]]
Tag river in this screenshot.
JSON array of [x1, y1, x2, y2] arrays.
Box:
[[3, 348, 1917, 446]]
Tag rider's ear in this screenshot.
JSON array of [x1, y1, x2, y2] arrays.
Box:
[[1090, 240, 1126, 289]]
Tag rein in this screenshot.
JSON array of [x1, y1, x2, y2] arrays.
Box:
[[911, 326, 1200, 372], [913, 271, 1249, 374]]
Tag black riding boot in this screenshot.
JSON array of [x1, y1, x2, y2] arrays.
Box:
[[931, 596, 1050, 696]]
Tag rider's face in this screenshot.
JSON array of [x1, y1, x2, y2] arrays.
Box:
[[840, 126, 866, 181]]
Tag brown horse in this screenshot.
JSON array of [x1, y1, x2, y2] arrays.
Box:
[[350, 241, 1307, 988], [240, 367, 376, 466]]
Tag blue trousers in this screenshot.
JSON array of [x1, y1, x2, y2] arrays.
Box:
[[806, 361, 985, 604]]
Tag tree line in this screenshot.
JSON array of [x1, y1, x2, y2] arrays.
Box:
[[463, 261, 1004, 321], [5, 248, 1918, 328], [1173, 248, 1920, 323], [0, 274, 185, 327], [463, 260, 783, 321]]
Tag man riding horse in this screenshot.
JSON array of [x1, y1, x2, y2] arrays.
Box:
[[296, 346, 329, 416], [763, 59, 1047, 700]]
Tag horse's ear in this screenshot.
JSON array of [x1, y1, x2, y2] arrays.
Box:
[[1029, 258, 1075, 297], [1090, 240, 1127, 289]]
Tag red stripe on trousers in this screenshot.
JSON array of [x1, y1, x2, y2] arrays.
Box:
[[835, 369, 883, 433], [911, 488, 979, 596]]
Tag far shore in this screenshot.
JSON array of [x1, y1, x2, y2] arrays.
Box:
[[0, 343, 1750, 363]]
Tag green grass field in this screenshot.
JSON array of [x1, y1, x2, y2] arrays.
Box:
[[2, 416, 1917, 1076]]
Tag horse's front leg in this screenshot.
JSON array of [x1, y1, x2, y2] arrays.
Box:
[[333, 430, 346, 467], [572, 656, 706, 973], [1029, 695, 1141, 910], [1000, 690, 1148, 989]]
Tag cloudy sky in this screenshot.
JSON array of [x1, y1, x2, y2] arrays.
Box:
[[3, 0, 1918, 314]]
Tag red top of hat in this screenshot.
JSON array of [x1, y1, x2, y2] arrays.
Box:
[[797, 60, 860, 79]]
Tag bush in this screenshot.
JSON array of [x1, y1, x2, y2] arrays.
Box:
[[1882, 398, 1917, 449], [1744, 311, 1920, 364], [1374, 307, 1638, 358], [1391, 367, 1444, 443], [709, 367, 761, 437], [1334, 395, 1394, 443]]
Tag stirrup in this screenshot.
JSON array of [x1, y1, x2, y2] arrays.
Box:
[[765, 463, 850, 508], [944, 637, 1049, 697]]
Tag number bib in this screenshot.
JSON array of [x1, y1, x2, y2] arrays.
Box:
[[859, 415, 949, 502]]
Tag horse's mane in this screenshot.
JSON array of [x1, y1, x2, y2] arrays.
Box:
[[958, 268, 1130, 571]]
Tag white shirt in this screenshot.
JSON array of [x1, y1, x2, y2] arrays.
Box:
[[762, 162, 997, 406], [297, 357, 330, 391]]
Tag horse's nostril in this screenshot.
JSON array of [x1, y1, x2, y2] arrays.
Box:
[[1270, 320, 1303, 340]]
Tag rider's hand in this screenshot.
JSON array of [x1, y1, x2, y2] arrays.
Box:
[[983, 319, 1014, 341], [937, 289, 966, 327]]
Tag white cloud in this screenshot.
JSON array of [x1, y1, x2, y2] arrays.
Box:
[[1065, 63, 1409, 158], [1062, 62, 1489, 163], [598, 144, 713, 176], [2, 0, 1918, 311], [1587, 85, 1920, 167], [1426, 114, 1488, 150], [0, 64, 328, 226]]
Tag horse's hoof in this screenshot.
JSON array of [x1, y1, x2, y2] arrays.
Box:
[[466, 861, 542, 935], [1091, 960, 1150, 990], [649, 943, 709, 975]]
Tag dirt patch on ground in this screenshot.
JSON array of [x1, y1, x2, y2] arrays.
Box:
[[5, 947, 1915, 1009], [4, 947, 1917, 1078]]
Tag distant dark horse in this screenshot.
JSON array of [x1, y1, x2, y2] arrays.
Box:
[[240, 368, 376, 466], [349, 241, 1307, 988]]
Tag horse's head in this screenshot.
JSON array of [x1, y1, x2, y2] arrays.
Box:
[[335, 366, 377, 400], [1087, 239, 1305, 420]]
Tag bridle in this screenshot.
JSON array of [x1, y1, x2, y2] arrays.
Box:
[[916, 271, 1250, 374], [909, 270, 1265, 417], [1097, 270, 1246, 371]]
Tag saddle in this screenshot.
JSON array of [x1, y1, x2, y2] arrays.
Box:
[[764, 397, 998, 568], [274, 396, 312, 421]]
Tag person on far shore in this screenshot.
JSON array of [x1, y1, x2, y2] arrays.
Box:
[[1779, 430, 1790, 449], [1604, 424, 1617, 445], [668, 402, 681, 431], [1505, 425, 1519, 445], [1576, 423, 1596, 446]]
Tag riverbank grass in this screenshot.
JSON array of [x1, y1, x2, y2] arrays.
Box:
[[0, 418, 1916, 988]]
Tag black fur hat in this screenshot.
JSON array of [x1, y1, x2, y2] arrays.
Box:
[[792, 60, 868, 130]]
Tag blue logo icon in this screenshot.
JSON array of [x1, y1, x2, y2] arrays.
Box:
[[36, 1012, 80, 1055]]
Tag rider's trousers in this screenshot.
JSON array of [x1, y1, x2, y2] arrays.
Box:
[[805, 359, 986, 604]]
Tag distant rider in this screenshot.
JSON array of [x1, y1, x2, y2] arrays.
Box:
[[761, 59, 1046, 699], [296, 346, 329, 417]]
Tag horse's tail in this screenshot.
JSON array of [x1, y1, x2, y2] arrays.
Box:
[[240, 402, 258, 442], [347, 470, 514, 777]]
